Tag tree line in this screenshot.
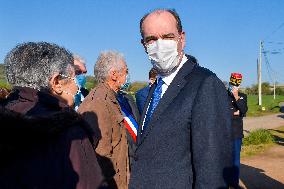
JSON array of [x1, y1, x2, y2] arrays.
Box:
[[244, 82, 284, 95]]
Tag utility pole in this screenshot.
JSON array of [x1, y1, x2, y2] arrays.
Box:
[[273, 79, 276, 100], [258, 41, 262, 106]]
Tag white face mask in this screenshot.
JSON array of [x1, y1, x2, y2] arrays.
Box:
[[146, 39, 180, 75]]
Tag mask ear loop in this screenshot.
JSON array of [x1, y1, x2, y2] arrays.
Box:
[[59, 73, 80, 97], [62, 90, 75, 97]]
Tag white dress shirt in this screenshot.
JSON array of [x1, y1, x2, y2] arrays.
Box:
[[141, 54, 188, 131], [160, 54, 188, 97]]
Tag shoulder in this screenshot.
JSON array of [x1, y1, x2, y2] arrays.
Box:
[[81, 84, 110, 104], [78, 86, 108, 114], [0, 107, 93, 141], [89, 84, 108, 100], [194, 66, 216, 78], [136, 86, 149, 95], [239, 92, 247, 98], [184, 65, 221, 87]]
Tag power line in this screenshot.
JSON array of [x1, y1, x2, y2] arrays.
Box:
[[262, 44, 284, 81], [264, 22, 284, 41]]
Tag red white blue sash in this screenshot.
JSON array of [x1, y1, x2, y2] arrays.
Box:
[[120, 106, 139, 142]]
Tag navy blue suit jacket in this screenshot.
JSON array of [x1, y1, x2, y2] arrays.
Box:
[[129, 55, 233, 189], [135, 86, 150, 115]]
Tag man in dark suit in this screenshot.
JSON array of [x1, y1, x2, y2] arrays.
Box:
[[129, 9, 233, 189], [227, 73, 248, 188], [135, 68, 158, 114]]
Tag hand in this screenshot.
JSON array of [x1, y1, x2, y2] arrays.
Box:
[[232, 86, 240, 100], [234, 110, 240, 116]]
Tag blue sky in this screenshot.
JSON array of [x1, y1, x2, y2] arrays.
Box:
[[0, 0, 283, 87]]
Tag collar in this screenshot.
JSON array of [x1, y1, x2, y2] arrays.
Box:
[[8, 86, 68, 111], [13, 86, 39, 102], [98, 82, 118, 103], [160, 54, 188, 86]]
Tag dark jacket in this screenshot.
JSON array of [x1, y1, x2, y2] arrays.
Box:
[[129, 55, 233, 189], [135, 86, 150, 115], [0, 87, 104, 189], [228, 91, 248, 138], [80, 87, 89, 98]]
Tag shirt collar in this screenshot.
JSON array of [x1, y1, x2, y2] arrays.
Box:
[[160, 54, 188, 86]]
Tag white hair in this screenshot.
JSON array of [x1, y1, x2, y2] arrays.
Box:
[[94, 50, 126, 82], [73, 54, 86, 65]]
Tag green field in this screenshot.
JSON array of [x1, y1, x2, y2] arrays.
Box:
[[247, 95, 284, 116], [241, 126, 284, 158]]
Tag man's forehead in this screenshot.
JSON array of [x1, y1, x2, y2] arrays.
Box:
[[147, 10, 174, 20], [142, 11, 178, 35]]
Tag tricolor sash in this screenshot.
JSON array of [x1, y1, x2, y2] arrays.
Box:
[[120, 106, 139, 142], [116, 94, 139, 142]]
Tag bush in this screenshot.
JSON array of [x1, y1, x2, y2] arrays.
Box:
[[243, 129, 274, 146], [0, 81, 11, 90], [275, 87, 284, 95], [85, 76, 98, 91], [127, 81, 147, 93]]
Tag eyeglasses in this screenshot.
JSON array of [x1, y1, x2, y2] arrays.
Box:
[[74, 65, 87, 75], [59, 74, 75, 81], [75, 69, 87, 75]]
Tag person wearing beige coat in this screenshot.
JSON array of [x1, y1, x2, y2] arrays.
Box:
[[78, 51, 129, 189]]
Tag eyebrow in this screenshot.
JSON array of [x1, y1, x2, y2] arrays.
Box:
[[144, 33, 177, 42], [144, 35, 158, 42]]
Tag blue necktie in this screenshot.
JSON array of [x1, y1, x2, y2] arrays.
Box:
[[142, 78, 164, 131]]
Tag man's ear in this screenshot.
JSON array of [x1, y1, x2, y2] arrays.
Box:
[[49, 74, 62, 94], [109, 68, 118, 81], [141, 38, 148, 53], [180, 31, 186, 50]]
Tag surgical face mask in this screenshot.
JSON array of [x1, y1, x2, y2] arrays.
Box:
[[61, 76, 82, 107], [75, 74, 87, 88], [73, 74, 85, 109], [146, 39, 180, 76], [120, 74, 130, 91], [63, 88, 82, 108]]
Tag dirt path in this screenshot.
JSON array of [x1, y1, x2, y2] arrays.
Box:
[[243, 113, 284, 133], [239, 113, 284, 189], [240, 145, 284, 189]]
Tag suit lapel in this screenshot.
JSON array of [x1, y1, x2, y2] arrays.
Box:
[[136, 82, 156, 144], [138, 56, 197, 146]]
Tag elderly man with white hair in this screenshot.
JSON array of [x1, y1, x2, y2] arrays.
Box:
[[78, 50, 130, 189]]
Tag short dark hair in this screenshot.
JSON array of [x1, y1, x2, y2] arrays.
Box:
[[140, 9, 183, 39], [149, 68, 158, 79]]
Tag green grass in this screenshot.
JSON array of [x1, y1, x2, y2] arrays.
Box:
[[247, 95, 284, 117], [0, 81, 11, 89], [242, 129, 274, 146], [241, 126, 284, 158], [241, 143, 273, 158]]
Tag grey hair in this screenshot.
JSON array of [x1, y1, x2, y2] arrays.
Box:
[[73, 54, 86, 65], [94, 51, 125, 82], [4, 42, 74, 91]]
